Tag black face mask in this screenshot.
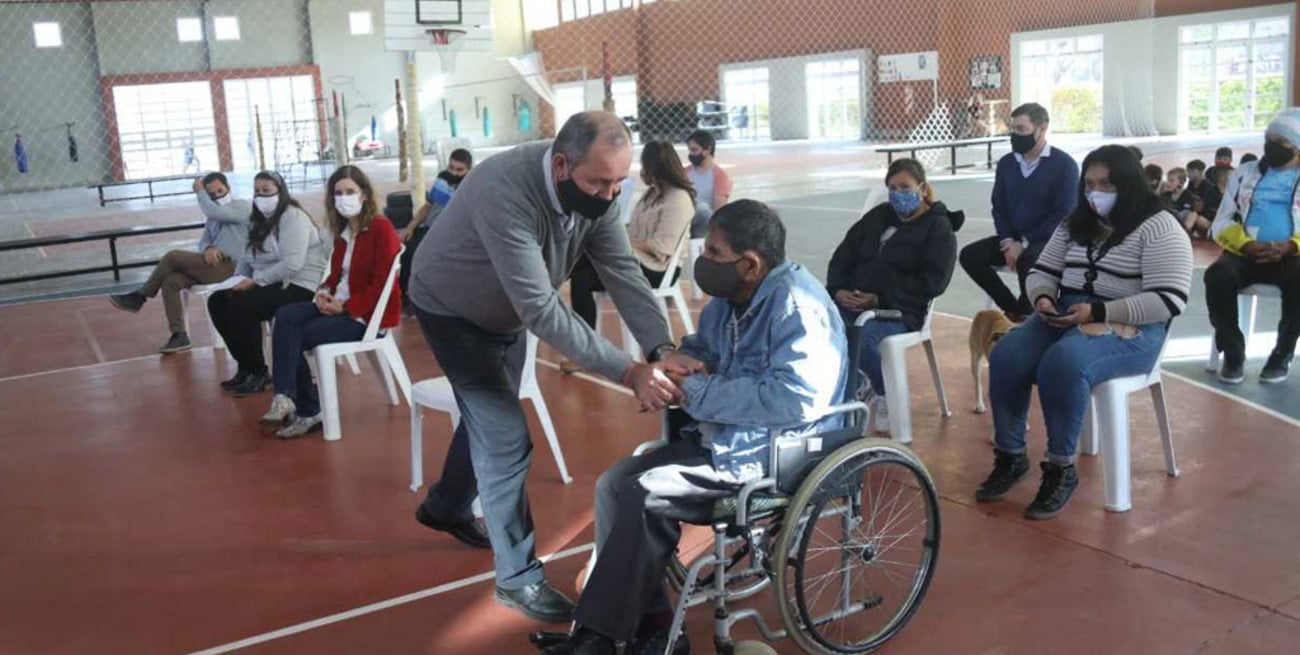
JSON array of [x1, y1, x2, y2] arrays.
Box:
[[557, 177, 616, 220], [693, 256, 746, 299], [1009, 132, 1038, 155], [688, 153, 706, 167], [1263, 141, 1296, 168], [442, 172, 465, 186]]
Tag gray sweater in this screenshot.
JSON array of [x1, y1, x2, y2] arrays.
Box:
[[234, 206, 331, 291], [194, 191, 250, 259], [409, 141, 673, 382]]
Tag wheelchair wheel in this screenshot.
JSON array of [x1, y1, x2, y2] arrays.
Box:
[[667, 525, 771, 605], [733, 641, 779, 655], [772, 438, 940, 654]]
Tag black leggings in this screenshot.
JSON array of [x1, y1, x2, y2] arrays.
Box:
[[208, 284, 314, 374], [569, 257, 681, 328]]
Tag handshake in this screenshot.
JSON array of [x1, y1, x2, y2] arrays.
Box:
[[621, 350, 708, 413]]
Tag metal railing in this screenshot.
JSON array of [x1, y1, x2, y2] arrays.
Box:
[[0, 222, 205, 286]]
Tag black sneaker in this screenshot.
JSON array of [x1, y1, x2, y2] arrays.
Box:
[[158, 332, 191, 354], [221, 370, 252, 390], [537, 627, 621, 655], [975, 450, 1031, 502], [1260, 351, 1293, 384], [108, 291, 145, 313], [231, 371, 270, 397], [1218, 353, 1246, 385], [632, 628, 690, 655], [1023, 462, 1079, 521]]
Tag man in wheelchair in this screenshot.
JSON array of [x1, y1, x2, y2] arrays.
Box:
[[542, 200, 849, 654]]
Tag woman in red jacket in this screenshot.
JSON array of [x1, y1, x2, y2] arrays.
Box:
[[261, 165, 402, 438]]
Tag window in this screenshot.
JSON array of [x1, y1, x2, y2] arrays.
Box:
[[806, 59, 861, 140], [349, 11, 373, 35], [552, 83, 587, 132], [1178, 16, 1291, 132], [723, 67, 771, 140], [113, 81, 218, 180], [33, 22, 62, 49], [1019, 35, 1104, 133], [224, 76, 321, 172], [213, 16, 240, 41], [560, 1, 575, 22], [177, 18, 203, 43]]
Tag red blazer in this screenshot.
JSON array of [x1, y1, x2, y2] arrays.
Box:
[[323, 215, 402, 329]]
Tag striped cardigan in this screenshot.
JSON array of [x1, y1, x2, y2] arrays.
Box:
[[1027, 210, 1193, 326]]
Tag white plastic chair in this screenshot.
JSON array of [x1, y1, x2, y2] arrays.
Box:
[[308, 246, 412, 441], [596, 230, 695, 360], [409, 331, 572, 491], [1205, 284, 1282, 371], [1079, 337, 1178, 512], [687, 237, 706, 300], [854, 307, 952, 443]]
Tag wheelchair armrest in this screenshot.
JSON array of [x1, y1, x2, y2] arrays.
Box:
[[633, 439, 668, 456], [854, 309, 903, 326], [736, 478, 778, 525]]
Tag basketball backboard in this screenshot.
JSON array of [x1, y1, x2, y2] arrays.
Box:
[[383, 0, 493, 53]]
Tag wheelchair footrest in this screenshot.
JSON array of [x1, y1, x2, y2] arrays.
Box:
[[529, 631, 570, 649]]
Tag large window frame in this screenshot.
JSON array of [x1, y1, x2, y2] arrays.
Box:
[[722, 67, 772, 141], [557, 0, 651, 23], [1018, 35, 1104, 134], [1178, 16, 1290, 133], [805, 58, 862, 140]]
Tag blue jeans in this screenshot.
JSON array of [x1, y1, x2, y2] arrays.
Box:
[[271, 302, 366, 417], [988, 296, 1167, 463], [841, 308, 910, 395]]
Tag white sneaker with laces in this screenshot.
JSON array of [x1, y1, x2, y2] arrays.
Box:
[[275, 413, 322, 439], [872, 396, 890, 434], [260, 394, 296, 424]]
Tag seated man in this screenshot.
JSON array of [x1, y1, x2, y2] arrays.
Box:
[[108, 172, 249, 353], [544, 200, 849, 655], [1205, 108, 1300, 384], [398, 148, 472, 308]]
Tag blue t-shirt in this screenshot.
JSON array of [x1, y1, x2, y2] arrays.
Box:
[[1246, 167, 1299, 242]]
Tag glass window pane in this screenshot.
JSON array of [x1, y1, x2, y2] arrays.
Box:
[[1076, 35, 1103, 52], [214, 16, 240, 41], [1021, 39, 1048, 56], [1217, 22, 1250, 41], [349, 11, 373, 35], [33, 22, 62, 48], [1254, 17, 1289, 39], [575, 0, 589, 18], [177, 18, 203, 43], [561, 1, 574, 22], [1181, 25, 1213, 44]]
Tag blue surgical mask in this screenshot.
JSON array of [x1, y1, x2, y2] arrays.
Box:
[[888, 189, 923, 217]]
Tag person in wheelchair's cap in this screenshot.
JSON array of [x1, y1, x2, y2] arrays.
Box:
[[541, 200, 849, 654]]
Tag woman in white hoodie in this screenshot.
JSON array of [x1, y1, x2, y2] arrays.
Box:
[[208, 170, 331, 397]]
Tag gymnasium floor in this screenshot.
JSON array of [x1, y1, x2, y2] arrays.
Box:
[[2, 135, 1299, 654]]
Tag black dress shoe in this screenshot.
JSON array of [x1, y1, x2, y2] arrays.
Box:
[[415, 504, 491, 549], [221, 370, 252, 390], [538, 628, 621, 655], [230, 371, 270, 397], [496, 580, 576, 623], [632, 629, 689, 655]]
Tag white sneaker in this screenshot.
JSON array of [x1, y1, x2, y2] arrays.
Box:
[[872, 396, 890, 434], [259, 394, 296, 424], [275, 413, 322, 439]]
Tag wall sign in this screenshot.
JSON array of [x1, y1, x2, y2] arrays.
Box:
[[969, 55, 1003, 90], [878, 51, 939, 83]]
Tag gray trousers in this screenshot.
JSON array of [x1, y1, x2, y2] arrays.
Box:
[[414, 309, 541, 589], [575, 435, 740, 641]]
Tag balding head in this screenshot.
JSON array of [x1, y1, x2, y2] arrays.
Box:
[[552, 111, 633, 204]]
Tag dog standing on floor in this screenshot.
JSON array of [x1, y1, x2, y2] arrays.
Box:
[[970, 309, 1017, 414]]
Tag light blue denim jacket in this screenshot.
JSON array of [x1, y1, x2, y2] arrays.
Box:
[[677, 261, 849, 482]]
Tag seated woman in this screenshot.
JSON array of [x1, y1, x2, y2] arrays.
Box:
[[826, 158, 961, 432], [209, 171, 330, 396], [976, 145, 1193, 520], [260, 166, 402, 439], [564, 140, 696, 372]]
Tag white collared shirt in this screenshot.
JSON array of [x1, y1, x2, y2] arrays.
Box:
[[335, 226, 357, 303], [1014, 144, 1052, 178], [541, 146, 576, 234]]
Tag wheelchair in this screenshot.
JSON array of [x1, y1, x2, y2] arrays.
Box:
[[535, 329, 941, 655]]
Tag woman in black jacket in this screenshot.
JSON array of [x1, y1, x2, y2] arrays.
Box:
[[827, 158, 962, 432]]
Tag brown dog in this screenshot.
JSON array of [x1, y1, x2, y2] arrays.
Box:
[[970, 309, 1016, 414]]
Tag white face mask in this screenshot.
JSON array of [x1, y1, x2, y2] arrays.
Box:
[[213, 193, 233, 207], [1087, 190, 1118, 219], [334, 194, 363, 218], [253, 195, 279, 217]]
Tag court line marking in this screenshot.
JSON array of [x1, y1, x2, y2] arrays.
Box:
[[536, 357, 634, 396], [72, 308, 107, 364], [184, 542, 595, 655], [932, 310, 1299, 428]]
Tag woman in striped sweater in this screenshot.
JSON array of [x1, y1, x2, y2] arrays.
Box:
[[975, 145, 1193, 520]]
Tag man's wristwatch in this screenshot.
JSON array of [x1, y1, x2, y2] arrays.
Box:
[[647, 343, 676, 363]]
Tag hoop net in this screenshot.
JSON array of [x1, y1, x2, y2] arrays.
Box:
[[427, 29, 468, 74]]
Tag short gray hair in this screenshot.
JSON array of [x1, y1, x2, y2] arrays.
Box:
[[554, 111, 632, 166]]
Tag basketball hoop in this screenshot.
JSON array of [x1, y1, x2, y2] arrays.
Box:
[[427, 28, 467, 74]]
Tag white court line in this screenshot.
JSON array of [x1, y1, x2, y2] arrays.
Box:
[[72, 308, 107, 364], [536, 357, 633, 396], [185, 543, 595, 655], [932, 310, 1298, 427], [0, 352, 165, 384]]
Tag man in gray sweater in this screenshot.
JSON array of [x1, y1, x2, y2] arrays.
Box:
[[408, 112, 700, 623], [109, 172, 249, 353]]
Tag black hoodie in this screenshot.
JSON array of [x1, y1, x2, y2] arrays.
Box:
[[826, 200, 963, 331]]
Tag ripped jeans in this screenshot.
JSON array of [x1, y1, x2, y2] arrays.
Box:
[[988, 295, 1167, 463]]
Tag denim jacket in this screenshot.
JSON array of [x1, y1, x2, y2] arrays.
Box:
[[677, 261, 849, 482]]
